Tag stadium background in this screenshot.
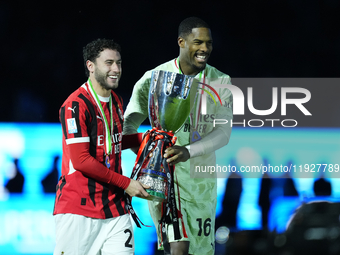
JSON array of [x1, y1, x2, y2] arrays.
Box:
[[1, 1, 340, 254]]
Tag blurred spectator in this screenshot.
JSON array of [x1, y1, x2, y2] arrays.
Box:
[[5, 158, 24, 193], [41, 155, 60, 193]]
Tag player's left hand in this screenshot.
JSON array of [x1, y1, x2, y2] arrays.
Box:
[[163, 146, 190, 166]]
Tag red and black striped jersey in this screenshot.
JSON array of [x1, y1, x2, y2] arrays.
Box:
[[54, 82, 130, 219]]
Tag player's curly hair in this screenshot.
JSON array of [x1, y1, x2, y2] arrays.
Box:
[[178, 17, 210, 39], [83, 38, 121, 77]]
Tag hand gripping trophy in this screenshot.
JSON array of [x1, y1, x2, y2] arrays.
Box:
[[126, 70, 198, 239]]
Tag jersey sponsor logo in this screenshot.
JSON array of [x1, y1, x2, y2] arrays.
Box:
[[67, 118, 78, 134], [97, 132, 122, 154], [114, 143, 121, 154], [183, 123, 208, 134], [98, 135, 105, 146], [112, 132, 122, 144], [113, 132, 122, 154], [182, 114, 218, 134], [68, 106, 77, 113]]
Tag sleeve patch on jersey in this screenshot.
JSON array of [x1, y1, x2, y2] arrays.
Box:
[[67, 118, 78, 134]]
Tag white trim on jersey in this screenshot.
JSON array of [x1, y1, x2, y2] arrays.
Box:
[[68, 159, 76, 175], [81, 82, 110, 102], [66, 137, 90, 145]]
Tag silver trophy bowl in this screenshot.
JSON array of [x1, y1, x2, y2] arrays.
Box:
[[148, 70, 198, 133], [136, 70, 198, 201]]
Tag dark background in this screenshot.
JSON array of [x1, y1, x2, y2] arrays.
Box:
[[1, 2, 340, 254], [1, 0, 340, 125]]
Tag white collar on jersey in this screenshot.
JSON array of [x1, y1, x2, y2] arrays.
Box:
[[81, 83, 110, 102], [97, 94, 110, 103]]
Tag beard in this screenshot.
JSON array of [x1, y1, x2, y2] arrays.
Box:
[[193, 63, 206, 73], [94, 66, 118, 90], [187, 55, 206, 74]]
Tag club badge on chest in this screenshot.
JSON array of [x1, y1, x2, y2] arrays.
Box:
[[105, 154, 110, 168]]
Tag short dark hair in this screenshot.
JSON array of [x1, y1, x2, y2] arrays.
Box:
[[83, 38, 121, 77], [178, 17, 210, 39]]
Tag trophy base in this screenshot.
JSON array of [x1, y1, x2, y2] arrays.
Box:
[[137, 168, 167, 202], [144, 189, 166, 202]]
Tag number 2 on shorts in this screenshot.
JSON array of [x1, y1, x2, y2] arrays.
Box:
[[124, 229, 133, 248]]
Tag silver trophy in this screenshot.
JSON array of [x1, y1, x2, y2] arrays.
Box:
[[136, 70, 198, 201]]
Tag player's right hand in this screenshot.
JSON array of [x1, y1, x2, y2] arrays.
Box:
[[125, 179, 150, 198]]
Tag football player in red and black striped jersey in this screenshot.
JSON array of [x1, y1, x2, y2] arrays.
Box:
[[53, 38, 149, 255]]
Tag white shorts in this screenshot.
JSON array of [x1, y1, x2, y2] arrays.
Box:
[[54, 213, 134, 255]]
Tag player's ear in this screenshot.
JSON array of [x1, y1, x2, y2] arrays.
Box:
[[178, 37, 185, 48], [86, 60, 95, 74]]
